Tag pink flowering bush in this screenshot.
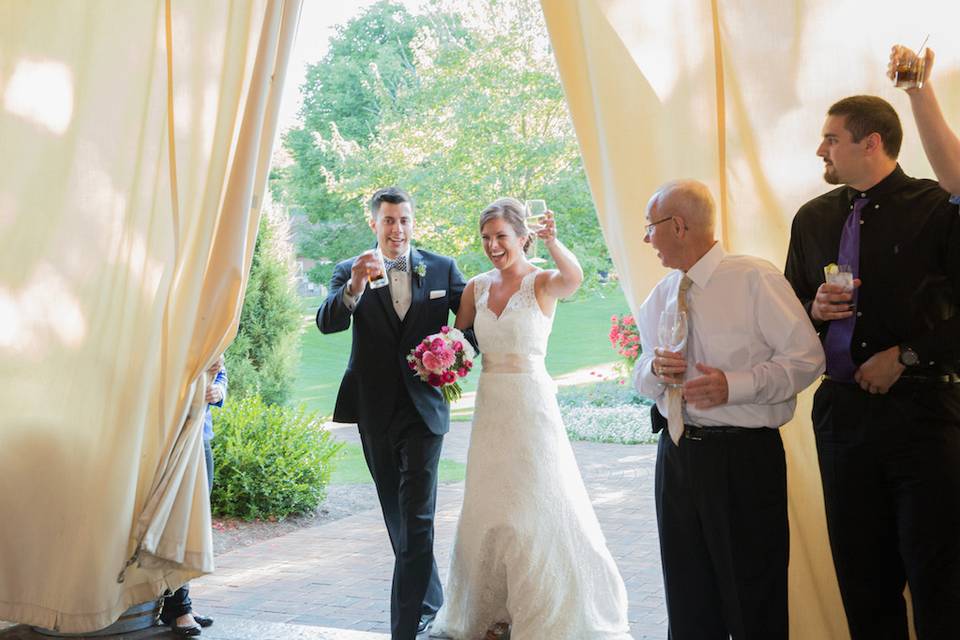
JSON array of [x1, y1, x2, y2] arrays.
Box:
[[407, 326, 476, 402], [609, 313, 641, 373]]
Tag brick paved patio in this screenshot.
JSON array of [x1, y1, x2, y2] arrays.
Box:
[[2, 423, 666, 640], [189, 423, 667, 639]]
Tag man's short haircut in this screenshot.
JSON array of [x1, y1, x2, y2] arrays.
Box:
[[828, 95, 903, 159], [369, 186, 414, 218]]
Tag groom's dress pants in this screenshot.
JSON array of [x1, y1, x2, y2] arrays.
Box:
[[360, 390, 444, 640], [655, 424, 788, 640]]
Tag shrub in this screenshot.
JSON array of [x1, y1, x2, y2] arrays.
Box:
[[608, 313, 640, 376], [226, 207, 302, 406], [557, 381, 656, 445], [211, 395, 344, 520]]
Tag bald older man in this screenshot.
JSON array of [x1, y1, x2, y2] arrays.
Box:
[[633, 180, 824, 640]]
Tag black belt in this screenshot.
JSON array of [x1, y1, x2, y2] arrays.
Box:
[[823, 373, 960, 386], [683, 424, 772, 440]]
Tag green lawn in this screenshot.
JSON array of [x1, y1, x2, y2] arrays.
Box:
[[329, 443, 467, 485], [293, 286, 630, 417]]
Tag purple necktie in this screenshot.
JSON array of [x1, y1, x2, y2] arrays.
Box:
[[824, 196, 869, 381]]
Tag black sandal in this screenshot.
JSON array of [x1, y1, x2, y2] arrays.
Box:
[[169, 620, 201, 636], [191, 613, 214, 628]]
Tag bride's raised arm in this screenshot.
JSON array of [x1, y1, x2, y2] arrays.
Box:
[[536, 211, 584, 302], [454, 279, 477, 331]]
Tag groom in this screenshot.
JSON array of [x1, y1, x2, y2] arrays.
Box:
[[317, 187, 467, 639]]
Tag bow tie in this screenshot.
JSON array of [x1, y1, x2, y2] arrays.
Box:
[[384, 255, 408, 273]]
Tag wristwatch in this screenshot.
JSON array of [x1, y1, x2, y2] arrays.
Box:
[[898, 345, 920, 367]]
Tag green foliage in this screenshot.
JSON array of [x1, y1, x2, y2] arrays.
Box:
[[278, 0, 610, 286], [280, 1, 453, 223], [297, 220, 373, 286], [225, 211, 302, 405], [557, 380, 650, 410], [211, 396, 344, 520], [330, 443, 466, 485], [558, 381, 655, 445]]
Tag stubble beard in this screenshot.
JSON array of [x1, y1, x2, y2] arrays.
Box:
[[823, 166, 840, 185]]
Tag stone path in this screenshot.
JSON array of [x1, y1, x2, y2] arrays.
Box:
[[2, 422, 666, 640], [189, 423, 666, 638]]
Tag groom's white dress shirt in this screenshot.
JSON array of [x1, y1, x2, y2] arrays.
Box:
[[633, 242, 825, 428], [344, 248, 412, 320]]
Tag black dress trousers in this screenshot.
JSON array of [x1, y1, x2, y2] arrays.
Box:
[[655, 420, 788, 640]]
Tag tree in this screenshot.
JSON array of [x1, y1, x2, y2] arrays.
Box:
[[280, 0, 611, 290], [225, 207, 302, 405], [298, 218, 373, 286], [279, 1, 440, 224]]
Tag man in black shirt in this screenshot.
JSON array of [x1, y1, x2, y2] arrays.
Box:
[[785, 95, 960, 639]]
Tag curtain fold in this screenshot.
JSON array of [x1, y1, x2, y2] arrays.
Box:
[[541, 1, 960, 638], [0, 0, 301, 632]]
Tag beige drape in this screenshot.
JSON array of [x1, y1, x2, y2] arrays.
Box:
[[542, 1, 960, 638], [0, 0, 300, 632]]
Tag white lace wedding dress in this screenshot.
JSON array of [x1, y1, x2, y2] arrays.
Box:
[[431, 270, 631, 640]]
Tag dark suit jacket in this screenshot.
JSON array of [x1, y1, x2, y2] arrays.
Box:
[[316, 247, 467, 435]]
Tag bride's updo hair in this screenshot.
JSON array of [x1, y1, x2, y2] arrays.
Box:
[[479, 197, 533, 252]]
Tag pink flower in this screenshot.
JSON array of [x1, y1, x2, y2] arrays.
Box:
[[452, 341, 463, 352], [431, 337, 446, 352], [442, 370, 456, 384], [440, 325, 451, 334], [437, 348, 456, 369], [428, 373, 443, 387], [415, 343, 426, 356], [422, 350, 443, 373], [408, 361, 417, 370], [464, 360, 473, 369], [457, 367, 468, 377], [611, 314, 618, 322]]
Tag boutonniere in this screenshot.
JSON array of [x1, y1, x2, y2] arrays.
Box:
[[415, 263, 427, 280]]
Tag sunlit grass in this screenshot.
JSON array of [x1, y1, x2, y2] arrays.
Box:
[[293, 286, 630, 418]]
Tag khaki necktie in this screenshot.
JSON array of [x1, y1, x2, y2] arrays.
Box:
[[667, 275, 693, 445]]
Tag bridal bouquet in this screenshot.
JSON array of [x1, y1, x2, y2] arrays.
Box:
[[407, 326, 476, 402]]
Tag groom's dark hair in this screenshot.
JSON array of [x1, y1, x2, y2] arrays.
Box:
[[369, 186, 414, 219]]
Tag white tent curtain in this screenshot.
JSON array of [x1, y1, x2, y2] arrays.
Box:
[[541, 1, 960, 638], [0, 0, 300, 632]]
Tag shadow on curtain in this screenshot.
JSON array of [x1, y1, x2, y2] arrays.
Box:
[[0, 0, 301, 632], [541, 0, 960, 637]]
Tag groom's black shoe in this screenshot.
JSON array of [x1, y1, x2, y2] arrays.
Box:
[[417, 612, 436, 636]]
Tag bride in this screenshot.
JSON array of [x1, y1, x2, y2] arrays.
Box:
[[430, 198, 631, 640]]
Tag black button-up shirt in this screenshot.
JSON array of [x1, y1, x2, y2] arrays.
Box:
[[785, 165, 960, 373]]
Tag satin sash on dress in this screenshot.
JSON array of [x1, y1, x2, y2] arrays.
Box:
[[481, 353, 546, 374]]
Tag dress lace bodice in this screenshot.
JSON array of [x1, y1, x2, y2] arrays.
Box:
[[473, 270, 552, 359]]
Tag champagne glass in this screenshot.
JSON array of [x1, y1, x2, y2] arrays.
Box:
[[657, 310, 687, 387], [525, 199, 547, 263]]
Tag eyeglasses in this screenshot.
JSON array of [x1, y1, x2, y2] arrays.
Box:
[[644, 216, 675, 237]]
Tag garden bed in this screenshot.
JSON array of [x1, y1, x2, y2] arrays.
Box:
[[558, 380, 656, 445]]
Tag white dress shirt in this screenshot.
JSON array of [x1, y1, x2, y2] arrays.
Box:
[[343, 248, 412, 321], [633, 242, 825, 428]]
